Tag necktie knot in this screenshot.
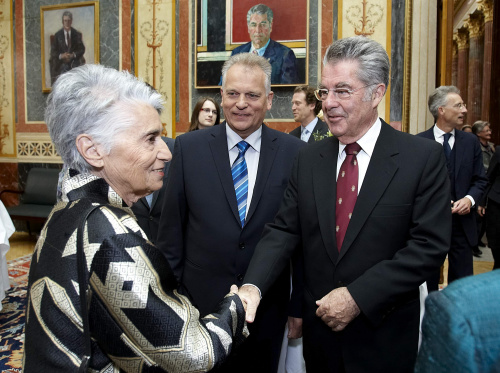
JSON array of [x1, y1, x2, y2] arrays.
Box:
[[345, 142, 362, 155], [443, 133, 452, 143], [236, 141, 250, 155]]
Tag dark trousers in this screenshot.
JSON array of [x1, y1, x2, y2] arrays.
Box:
[[486, 199, 500, 269], [428, 215, 474, 291]]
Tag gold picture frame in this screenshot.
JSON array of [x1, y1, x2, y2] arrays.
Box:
[[40, 1, 99, 92]]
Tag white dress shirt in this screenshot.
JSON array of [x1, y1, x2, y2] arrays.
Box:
[[336, 118, 382, 193], [300, 117, 319, 142], [226, 124, 262, 217]]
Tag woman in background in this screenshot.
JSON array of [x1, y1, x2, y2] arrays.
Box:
[[188, 97, 220, 131]]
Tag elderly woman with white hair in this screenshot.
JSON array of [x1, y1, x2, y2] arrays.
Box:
[[23, 64, 247, 372]]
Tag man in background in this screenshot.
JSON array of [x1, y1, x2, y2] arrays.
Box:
[[230, 4, 299, 85], [50, 11, 86, 84], [157, 53, 304, 372], [289, 85, 329, 143], [417, 86, 487, 291]]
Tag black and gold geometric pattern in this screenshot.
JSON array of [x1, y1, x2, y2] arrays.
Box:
[[24, 170, 248, 372]]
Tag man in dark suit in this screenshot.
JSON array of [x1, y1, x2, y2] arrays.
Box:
[[230, 4, 299, 85], [49, 11, 86, 84], [131, 136, 174, 244], [157, 53, 304, 372], [289, 85, 329, 143], [417, 86, 487, 291], [238, 36, 451, 372]]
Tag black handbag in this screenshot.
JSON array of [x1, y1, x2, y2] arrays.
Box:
[[77, 205, 100, 372]]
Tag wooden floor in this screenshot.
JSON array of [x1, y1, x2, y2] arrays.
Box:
[[6, 232, 495, 288]]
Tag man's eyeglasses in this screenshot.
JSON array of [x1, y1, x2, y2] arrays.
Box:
[[200, 108, 218, 115], [452, 103, 466, 109], [314, 84, 374, 101]]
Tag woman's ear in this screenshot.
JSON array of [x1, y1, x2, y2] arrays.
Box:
[[76, 134, 104, 168]]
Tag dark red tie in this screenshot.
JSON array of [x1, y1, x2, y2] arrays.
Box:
[[336, 142, 361, 251]]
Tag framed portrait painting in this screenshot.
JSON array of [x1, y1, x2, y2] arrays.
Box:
[[40, 1, 99, 92], [195, 0, 308, 88]]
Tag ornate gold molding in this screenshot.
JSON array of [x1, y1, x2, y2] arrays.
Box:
[[402, 0, 412, 133], [466, 14, 484, 38], [456, 31, 469, 50], [478, 0, 494, 23]]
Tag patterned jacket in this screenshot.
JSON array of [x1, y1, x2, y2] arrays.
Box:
[[23, 170, 248, 372]]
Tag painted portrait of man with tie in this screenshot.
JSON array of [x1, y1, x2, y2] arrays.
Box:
[[41, 3, 97, 92], [49, 11, 86, 84]]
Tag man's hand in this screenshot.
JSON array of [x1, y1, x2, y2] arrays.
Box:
[[287, 317, 303, 339], [315, 287, 360, 332], [230, 285, 247, 312], [238, 285, 261, 323], [478, 205, 486, 217], [451, 197, 472, 215]]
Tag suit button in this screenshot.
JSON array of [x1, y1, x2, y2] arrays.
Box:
[[239, 242, 245, 250], [149, 216, 154, 221], [237, 274, 244, 281], [337, 281, 344, 287]]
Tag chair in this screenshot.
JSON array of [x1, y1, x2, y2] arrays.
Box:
[[0, 168, 60, 235]]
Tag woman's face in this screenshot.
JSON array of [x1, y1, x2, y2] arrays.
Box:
[[100, 104, 171, 206], [198, 100, 218, 129]]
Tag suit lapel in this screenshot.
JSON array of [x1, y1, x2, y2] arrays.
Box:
[[453, 130, 465, 180], [246, 124, 278, 224], [313, 137, 339, 264], [209, 124, 241, 225], [338, 122, 399, 262]]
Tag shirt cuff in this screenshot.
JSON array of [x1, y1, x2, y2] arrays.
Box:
[[242, 283, 262, 299], [465, 195, 475, 207]]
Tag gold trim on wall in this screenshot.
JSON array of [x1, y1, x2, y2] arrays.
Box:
[[402, 0, 412, 133], [134, 0, 176, 138]]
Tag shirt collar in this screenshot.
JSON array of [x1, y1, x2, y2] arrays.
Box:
[[303, 117, 319, 133], [339, 117, 381, 158], [434, 124, 455, 138], [250, 39, 271, 56], [226, 123, 262, 153]]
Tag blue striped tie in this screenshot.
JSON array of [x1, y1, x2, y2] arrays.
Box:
[[232, 141, 250, 227]]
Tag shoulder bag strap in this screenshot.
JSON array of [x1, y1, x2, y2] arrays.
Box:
[[78, 205, 100, 372]]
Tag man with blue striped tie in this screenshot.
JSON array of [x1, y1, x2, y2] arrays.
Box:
[[157, 52, 304, 372]]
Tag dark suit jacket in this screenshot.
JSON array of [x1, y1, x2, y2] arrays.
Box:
[[156, 123, 304, 368], [131, 137, 174, 244], [417, 127, 487, 246], [244, 120, 451, 372], [231, 40, 299, 84], [289, 119, 329, 143], [415, 269, 500, 373], [50, 27, 86, 84], [482, 146, 500, 205]]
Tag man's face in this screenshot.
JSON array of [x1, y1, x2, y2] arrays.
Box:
[[477, 124, 492, 143], [439, 93, 467, 128], [248, 14, 272, 50], [321, 61, 383, 144], [221, 64, 273, 139], [62, 16, 72, 31], [292, 92, 316, 125]]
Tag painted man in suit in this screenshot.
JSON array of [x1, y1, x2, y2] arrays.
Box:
[[131, 136, 174, 244], [156, 53, 304, 372], [230, 4, 299, 85], [289, 85, 329, 143], [49, 11, 85, 84], [417, 86, 487, 291], [238, 36, 451, 372]]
